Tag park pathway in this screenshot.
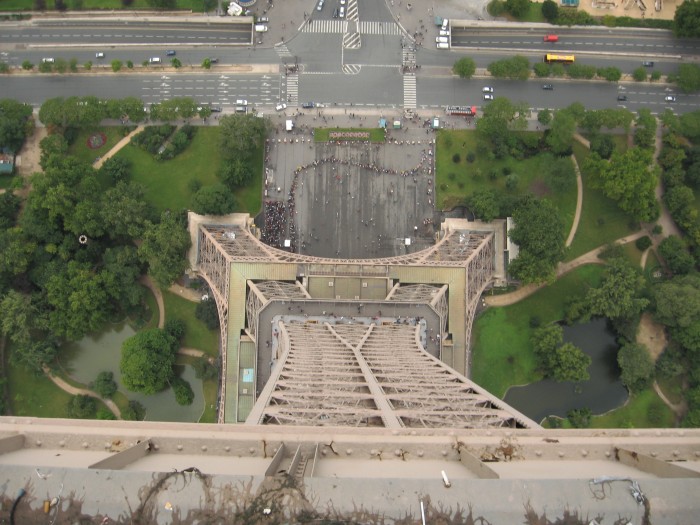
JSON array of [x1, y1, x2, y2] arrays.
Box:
[[653, 381, 686, 420], [169, 283, 201, 302], [565, 154, 584, 248], [485, 231, 647, 307], [140, 275, 165, 329], [42, 366, 122, 419], [93, 125, 145, 169]]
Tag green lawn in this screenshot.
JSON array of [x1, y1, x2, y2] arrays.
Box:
[[435, 129, 576, 237], [0, 0, 207, 10], [67, 127, 129, 167], [176, 354, 218, 423], [657, 375, 684, 405], [592, 388, 676, 428], [0, 176, 19, 190], [117, 127, 262, 216], [142, 284, 160, 330], [8, 364, 73, 418], [472, 264, 606, 398], [620, 240, 644, 268], [567, 142, 637, 260], [314, 128, 386, 143], [162, 290, 218, 357]]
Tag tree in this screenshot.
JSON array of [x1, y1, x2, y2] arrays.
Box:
[[193, 356, 219, 380], [101, 245, 144, 311], [164, 318, 186, 344], [632, 66, 648, 82], [120, 328, 177, 394], [506, 0, 529, 17], [218, 113, 270, 164], [111, 60, 123, 72], [0, 191, 21, 230], [552, 342, 591, 382], [537, 108, 552, 126], [617, 342, 654, 393], [99, 156, 131, 184], [139, 212, 191, 288], [546, 110, 576, 155], [0, 99, 34, 152], [596, 66, 622, 82], [452, 57, 476, 79], [654, 275, 700, 329], [487, 56, 530, 80], [191, 184, 237, 215], [567, 407, 592, 428], [476, 97, 529, 156], [21, 60, 34, 70], [122, 400, 146, 420], [674, 0, 700, 37], [541, 0, 559, 20], [172, 377, 194, 405], [577, 257, 649, 321], [195, 299, 220, 329], [218, 158, 253, 189], [202, 58, 212, 69], [46, 261, 110, 340], [0, 290, 33, 348], [468, 189, 500, 221], [675, 64, 700, 93], [659, 235, 695, 275], [590, 133, 615, 159], [634, 109, 657, 150], [171, 58, 182, 69], [67, 395, 96, 418], [97, 408, 116, 420], [595, 148, 659, 222], [0, 227, 36, 277], [92, 371, 117, 398], [101, 181, 153, 239], [532, 324, 563, 373], [508, 197, 566, 283], [149, 97, 198, 121]]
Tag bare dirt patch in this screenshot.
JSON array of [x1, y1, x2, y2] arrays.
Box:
[[637, 311, 666, 361], [529, 179, 550, 198]]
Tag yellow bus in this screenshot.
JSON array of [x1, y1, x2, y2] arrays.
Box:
[[544, 53, 575, 64]]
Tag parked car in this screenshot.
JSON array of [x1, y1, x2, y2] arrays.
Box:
[[235, 106, 247, 113], [617, 94, 628, 101], [441, 18, 449, 30], [95, 52, 105, 59], [436, 36, 448, 43], [302, 102, 315, 109], [236, 99, 249, 106], [439, 29, 450, 36], [482, 87, 494, 93], [258, 16, 269, 23], [275, 102, 287, 111], [166, 50, 176, 56], [254, 24, 268, 32], [543, 34, 558, 42], [483, 94, 494, 101], [436, 42, 449, 49], [643, 61, 654, 67], [208, 57, 219, 63], [665, 95, 676, 102], [210, 106, 223, 112], [542, 84, 554, 90], [340, 0, 346, 4]]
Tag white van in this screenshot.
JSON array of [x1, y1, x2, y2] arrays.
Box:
[[436, 36, 449, 43], [436, 42, 449, 49], [441, 18, 449, 30], [149, 57, 161, 64], [254, 24, 268, 32]]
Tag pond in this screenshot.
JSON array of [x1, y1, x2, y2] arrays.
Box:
[[60, 322, 205, 422], [503, 318, 628, 424]]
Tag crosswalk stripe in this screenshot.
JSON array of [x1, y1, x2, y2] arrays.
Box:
[[286, 73, 299, 105], [274, 43, 293, 58], [302, 19, 348, 33], [403, 74, 416, 109], [358, 21, 402, 35]]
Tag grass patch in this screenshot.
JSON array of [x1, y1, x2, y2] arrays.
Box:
[[68, 127, 129, 167], [435, 129, 576, 237], [141, 284, 160, 330], [162, 290, 218, 357], [567, 142, 637, 260], [0, 176, 19, 190], [0, 0, 209, 10], [314, 128, 386, 143], [592, 388, 676, 428], [8, 363, 73, 418], [657, 375, 684, 405], [118, 128, 262, 216], [175, 354, 218, 423], [620, 241, 644, 268], [472, 264, 606, 398]]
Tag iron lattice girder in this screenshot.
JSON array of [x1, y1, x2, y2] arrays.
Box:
[[253, 321, 531, 428]]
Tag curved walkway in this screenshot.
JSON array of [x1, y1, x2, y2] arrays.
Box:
[[140, 275, 165, 329], [653, 381, 686, 420], [42, 366, 122, 419], [565, 153, 584, 248]]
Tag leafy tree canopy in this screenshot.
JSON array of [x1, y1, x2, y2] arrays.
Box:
[[191, 184, 236, 215], [452, 57, 476, 79], [617, 341, 654, 393], [120, 328, 177, 394], [0, 99, 34, 152], [674, 0, 700, 37], [138, 212, 191, 288]]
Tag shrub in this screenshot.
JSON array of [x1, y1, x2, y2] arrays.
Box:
[[590, 133, 615, 159], [635, 236, 652, 251], [165, 318, 186, 345], [505, 173, 519, 190], [651, 70, 661, 81], [567, 407, 592, 428], [21, 60, 34, 70], [127, 60, 134, 69], [632, 66, 648, 82], [131, 125, 176, 155], [172, 377, 195, 405], [597, 66, 622, 82], [448, 172, 456, 180], [67, 395, 96, 419], [567, 64, 596, 79], [550, 63, 566, 77], [452, 153, 461, 164], [487, 55, 530, 80], [466, 151, 476, 163], [193, 356, 219, 380], [111, 60, 123, 72], [533, 62, 551, 78], [97, 408, 116, 420], [122, 400, 146, 420], [84, 61, 92, 70], [0, 63, 9, 74], [92, 371, 118, 398], [541, 0, 559, 20]]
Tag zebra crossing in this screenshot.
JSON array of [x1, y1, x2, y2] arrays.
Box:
[[403, 74, 416, 109], [358, 21, 402, 35], [286, 73, 299, 105], [302, 19, 348, 33], [343, 31, 361, 49], [342, 64, 361, 75], [274, 43, 293, 58]]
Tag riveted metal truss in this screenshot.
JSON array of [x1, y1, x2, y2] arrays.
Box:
[[247, 321, 534, 429]]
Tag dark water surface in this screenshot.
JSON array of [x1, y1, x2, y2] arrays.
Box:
[[503, 318, 628, 423]]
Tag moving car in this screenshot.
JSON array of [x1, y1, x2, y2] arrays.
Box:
[[275, 102, 287, 111], [302, 102, 315, 109], [483, 94, 494, 101], [42, 57, 55, 63], [617, 94, 628, 101], [643, 61, 654, 67], [339, 6, 345, 17], [340, 0, 346, 4], [235, 106, 247, 113], [95, 52, 105, 59], [255, 24, 268, 32], [236, 99, 249, 106], [665, 95, 676, 102], [149, 57, 161, 64], [210, 106, 223, 112], [258, 16, 269, 23], [543, 34, 558, 42], [317, 0, 324, 10], [166, 50, 176, 56], [482, 87, 494, 93], [542, 84, 554, 90], [208, 57, 219, 63]]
